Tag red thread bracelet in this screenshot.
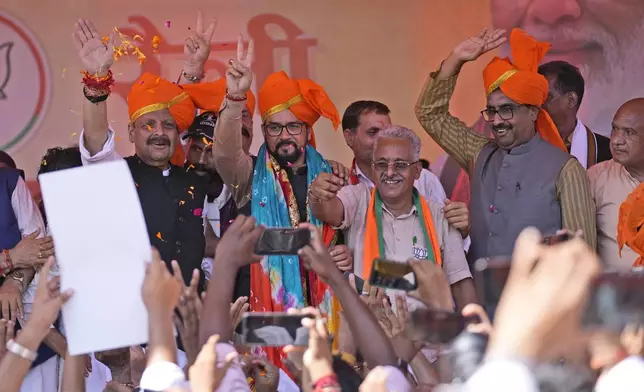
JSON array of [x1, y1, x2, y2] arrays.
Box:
[[312, 373, 340, 391], [226, 88, 247, 102]]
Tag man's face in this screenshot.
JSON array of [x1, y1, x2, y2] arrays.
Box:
[[129, 109, 178, 168], [542, 74, 577, 133], [491, 0, 644, 132], [485, 89, 539, 150], [186, 136, 214, 175], [242, 108, 254, 155], [263, 109, 309, 165], [610, 109, 644, 169], [343, 111, 392, 165], [373, 138, 421, 202]]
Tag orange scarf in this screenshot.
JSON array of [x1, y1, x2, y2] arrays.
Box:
[[362, 188, 442, 279], [617, 182, 644, 268]]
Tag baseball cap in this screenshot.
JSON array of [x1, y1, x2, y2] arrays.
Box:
[[182, 111, 217, 142]]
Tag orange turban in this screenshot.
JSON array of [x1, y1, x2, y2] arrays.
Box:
[[617, 183, 644, 268], [482, 29, 566, 151], [127, 73, 232, 166], [258, 71, 340, 148], [202, 78, 256, 116]]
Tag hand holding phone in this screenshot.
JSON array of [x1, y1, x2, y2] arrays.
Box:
[[254, 228, 311, 255], [241, 313, 313, 347], [407, 309, 479, 344], [369, 259, 417, 291]]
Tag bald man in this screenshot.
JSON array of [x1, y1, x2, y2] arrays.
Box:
[[588, 98, 644, 271]]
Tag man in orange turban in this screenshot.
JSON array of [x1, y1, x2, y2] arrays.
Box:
[[212, 40, 350, 368], [414, 27, 596, 268]]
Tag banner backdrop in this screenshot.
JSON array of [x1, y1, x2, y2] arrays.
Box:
[[2, 0, 644, 203]]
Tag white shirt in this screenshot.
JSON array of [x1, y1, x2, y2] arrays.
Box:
[[354, 164, 471, 251]]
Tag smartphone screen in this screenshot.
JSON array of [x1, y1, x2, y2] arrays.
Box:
[[542, 232, 573, 245], [583, 272, 644, 331], [407, 309, 478, 344], [254, 228, 311, 255], [241, 313, 313, 346], [368, 259, 416, 291]]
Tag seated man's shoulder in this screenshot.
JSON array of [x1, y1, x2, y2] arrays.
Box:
[[587, 159, 616, 183]]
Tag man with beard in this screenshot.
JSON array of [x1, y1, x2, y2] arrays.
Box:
[[414, 27, 596, 264], [212, 45, 350, 367], [73, 18, 223, 290], [588, 98, 644, 271], [310, 126, 477, 311], [539, 61, 612, 168]]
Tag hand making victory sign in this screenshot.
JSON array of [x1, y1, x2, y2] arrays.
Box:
[[72, 19, 114, 77], [182, 11, 217, 81], [225, 34, 254, 97]]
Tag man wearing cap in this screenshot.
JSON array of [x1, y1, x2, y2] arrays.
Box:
[[212, 39, 350, 365], [72, 18, 224, 290], [414, 28, 596, 264]]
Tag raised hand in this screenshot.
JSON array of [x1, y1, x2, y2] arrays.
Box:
[[229, 296, 249, 332], [297, 223, 339, 282], [171, 261, 202, 366], [309, 173, 344, 202], [184, 11, 216, 75], [28, 258, 73, 335], [215, 215, 264, 268], [8, 229, 54, 269], [452, 27, 506, 63], [226, 34, 254, 97], [189, 334, 237, 392], [141, 249, 182, 315], [72, 19, 114, 76]]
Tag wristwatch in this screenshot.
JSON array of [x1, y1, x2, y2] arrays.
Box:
[[9, 271, 25, 286]]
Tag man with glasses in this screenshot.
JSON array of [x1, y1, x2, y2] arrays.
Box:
[[212, 67, 351, 368], [414, 27, 595, 264], [309, 125, 476, 311], [538, 61, 611, 169]]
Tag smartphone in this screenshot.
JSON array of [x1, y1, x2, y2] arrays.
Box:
[[407, 309, 479, 344], [343, 271, 365, 294], [254, 228, 311, 255], [583, 271, 644, 331], [241, 313, 313, 346], [368, 259, 417, 291], [472, 257, 511, 316], [542, 232, 573, 245]]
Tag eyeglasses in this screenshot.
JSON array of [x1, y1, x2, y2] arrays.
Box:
[[372, 160, 419, 173], [263, 122, 306, 137], [481, 104, 527, 122]]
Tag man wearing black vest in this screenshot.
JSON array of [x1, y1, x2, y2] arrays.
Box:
[[73, 19, 224, 290]]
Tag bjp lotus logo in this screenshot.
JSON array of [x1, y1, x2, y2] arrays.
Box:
[[0, 11, 50, 151]]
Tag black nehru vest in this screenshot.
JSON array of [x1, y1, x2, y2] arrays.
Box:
[[126, 156, 207, 291]]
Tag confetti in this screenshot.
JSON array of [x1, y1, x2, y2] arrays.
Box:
[[287, 162, 293, 167], [115, 137, 122, 141], [133, 34, 143, 42], [41, 159, 47, 166], [156, 232, 165, 241], [179, 200, 185, 206], [187, 190, 194, 199], [135, 182, 139, 187], [152, 35, 162, 50], [232, 184, 239, 189], [62, 68, 67, 78], [165, 20, 171, 28], [187, 164, 195, 171], [146, 124, 152, 131], [70, 109, 80, 115], [259, 201, 266, 207], [70, 132, 77, 136]]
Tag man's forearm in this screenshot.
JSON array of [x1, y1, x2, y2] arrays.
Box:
[[199, 263, 237, 345], [212, 99, 253, 208], [435, 54, 466, 80], [310, 197, 344, 228], [327, 270, 397, 367], [82, 97, 110, 157], [43, 329, 67, 357], [147, 310, 177, 366], [451, 278, 478, 312]]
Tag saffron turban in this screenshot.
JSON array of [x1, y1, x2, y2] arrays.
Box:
[[127, 73, 230, 166], [482, 28, 566, 151], [258, 71, 340, 148], [617, 182, 644, 268]]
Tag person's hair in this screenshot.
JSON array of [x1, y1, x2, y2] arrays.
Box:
[[332, 355, 363, 392], [38, 147, 83, 176], [0, 150, 17, 169], [372, 125, 421, 162], [342, 100, 390, 131], [419, 158, 430, 170], [538, 61, 585, 108]]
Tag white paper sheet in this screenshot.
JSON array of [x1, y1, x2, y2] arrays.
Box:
[[39, 160, 151, 355]]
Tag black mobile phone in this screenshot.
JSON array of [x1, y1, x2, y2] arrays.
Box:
[[407, 309, 479, 344], [253, 228, 311, 255], [542, 232, 573, 245], [583, 271, 644, 331], [368, 258, 417, 291], [343, 271, 364, 294], [240, 313, 313, 347]]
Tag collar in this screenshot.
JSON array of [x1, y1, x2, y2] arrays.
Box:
[[355, 163, 375, 187], [508, 133, 541, 155], [381, 200, 417, 219], [133, 155, 173, 176]]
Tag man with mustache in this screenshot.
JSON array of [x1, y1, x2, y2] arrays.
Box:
[[212, 45, 351, 368], [310, 125, 476, 311], [72, 17, 222, 291], [588, 98, 644, 271], [538, 60, 611, 168], [414, 27, 596, 264]]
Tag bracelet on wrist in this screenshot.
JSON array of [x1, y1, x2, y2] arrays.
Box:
[[225, 88, 247, 102], [312, 373, 340, 392], [182, 70, 204, 82], [7, 339, 38, 362]]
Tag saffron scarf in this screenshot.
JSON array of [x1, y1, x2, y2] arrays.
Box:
[[617, 182, 644, 268], [250, 143, 340, 366], [362, 188, 442, 278]]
